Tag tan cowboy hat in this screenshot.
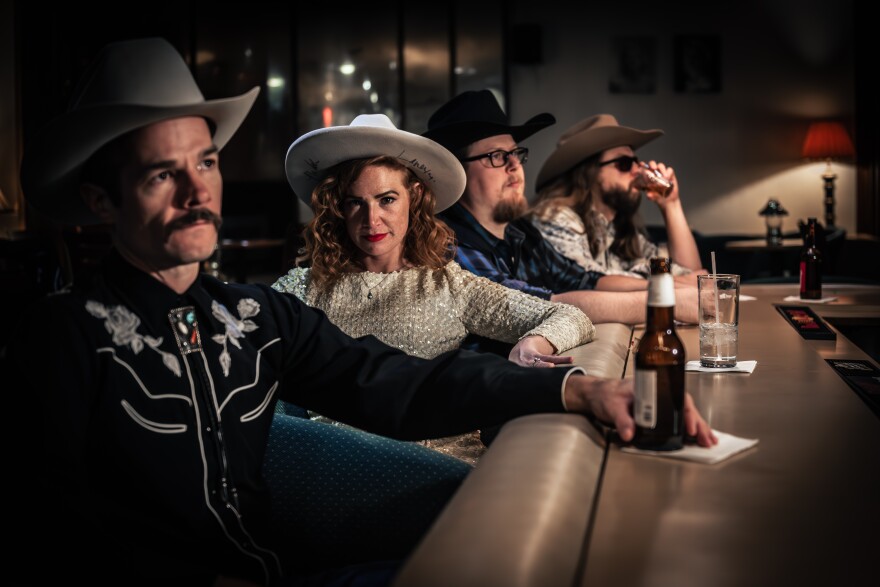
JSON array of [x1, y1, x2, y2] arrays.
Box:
[[21, 37, 260, 225], [535, 114, 663, 190], [285, 114, 466, 212]]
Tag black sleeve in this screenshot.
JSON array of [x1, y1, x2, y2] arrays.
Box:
[[264, 289, 569, 440], [5, 298, 113, 582]]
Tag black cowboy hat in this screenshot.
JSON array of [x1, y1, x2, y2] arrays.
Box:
[[422, 89, 555, 153]]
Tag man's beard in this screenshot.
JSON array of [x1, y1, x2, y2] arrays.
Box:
[[492, 194, 529, 224], [600, 186, 644, 261], [600, 186, 642, 218]]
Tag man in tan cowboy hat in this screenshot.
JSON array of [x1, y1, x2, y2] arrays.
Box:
[[427, 90, 700, 325], [6, 38, 715, 587], [531, 114, 703, 282]]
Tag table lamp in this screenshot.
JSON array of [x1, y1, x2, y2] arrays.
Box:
[[801, 121, 855, 228], [758, 199, 788, 246]]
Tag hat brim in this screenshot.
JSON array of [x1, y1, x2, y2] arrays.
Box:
[[285, 125, 466, 213], [422, 112, 555, 153], [535, 125, 663, 190], [22, 87, 260, 225]]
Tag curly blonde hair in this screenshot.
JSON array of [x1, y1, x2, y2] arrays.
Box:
[[303, 156, 455, 288]]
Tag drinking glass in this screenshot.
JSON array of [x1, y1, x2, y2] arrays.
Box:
[[633, 162, 673, 196], [698, 274, 740, 368]]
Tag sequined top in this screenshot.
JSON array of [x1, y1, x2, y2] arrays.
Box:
[[272, 262, 593, 464], [272, 261, 595, 359], [531, 205, 692, 279]]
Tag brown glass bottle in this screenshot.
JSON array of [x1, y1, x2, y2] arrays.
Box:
[[799, 218, 822, 300], [633, 258, 685, 451]]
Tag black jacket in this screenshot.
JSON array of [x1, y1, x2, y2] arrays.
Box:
[[7, 251, 570, 585]]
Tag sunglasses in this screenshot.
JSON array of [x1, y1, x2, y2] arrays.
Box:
[[598, 155, 639, 172]]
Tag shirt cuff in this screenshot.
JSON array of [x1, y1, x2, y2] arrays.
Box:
[[559, 366, 587, 412], [578, 270, 604, 291]]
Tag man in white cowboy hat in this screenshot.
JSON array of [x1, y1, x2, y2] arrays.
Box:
[[6, 38, 715, 587], [531, 114, 703, 281], [426, 90, 700, 325]]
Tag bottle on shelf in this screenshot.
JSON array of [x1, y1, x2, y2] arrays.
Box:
[[633, 257, 685, 451], [799, 217, 822, 300]]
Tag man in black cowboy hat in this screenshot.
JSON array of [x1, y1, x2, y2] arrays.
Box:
[[426, 90, 699, 325], [531, 114, 703, 282], [6, 38, 716, 587]]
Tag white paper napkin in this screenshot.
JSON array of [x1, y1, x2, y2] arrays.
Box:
[[621, 430, 759, 464], [782, 295, 838, 303], [686, 360, 757, 373]]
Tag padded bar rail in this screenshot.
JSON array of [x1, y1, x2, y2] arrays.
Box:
[[393, 322, 633, 587], [393, 414, 607, 587]]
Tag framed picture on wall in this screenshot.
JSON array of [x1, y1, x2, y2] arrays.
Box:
[[674, 35, 721, 93], [609, 36, 657, 94]]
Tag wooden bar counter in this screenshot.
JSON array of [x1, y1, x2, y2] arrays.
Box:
[[584, 283, 880, 586], [396, 284, 880, 587]]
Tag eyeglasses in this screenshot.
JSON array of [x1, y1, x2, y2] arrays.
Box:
[[598, 155, 639, 172], [460, 147, 529, 168]]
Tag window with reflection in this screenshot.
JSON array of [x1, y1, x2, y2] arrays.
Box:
[[296, 7, 401, 133], [195, 4, 295, 183], [403, 9, 450, 133], [455, 1, 504, 101]]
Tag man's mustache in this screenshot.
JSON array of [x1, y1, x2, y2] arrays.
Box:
[[167, 209, 223, 233]]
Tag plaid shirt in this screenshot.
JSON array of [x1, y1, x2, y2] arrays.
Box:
[[440, 203, 603, 300]]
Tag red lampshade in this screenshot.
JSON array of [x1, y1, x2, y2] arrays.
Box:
[[801, 121, 855, 159]]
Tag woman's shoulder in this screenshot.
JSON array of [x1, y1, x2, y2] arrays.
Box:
[[442, 260, 514, 295], [429, 260, 474, 294], [441, 260, 474, 283], [271, 267, 311, 298]]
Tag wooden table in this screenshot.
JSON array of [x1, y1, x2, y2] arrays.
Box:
[[723, 237, 803, 251], [723, 238, 804, 278], [582, 283, 880, 586]]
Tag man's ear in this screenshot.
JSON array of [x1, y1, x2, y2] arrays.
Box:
[[80, 183, 117, 224]]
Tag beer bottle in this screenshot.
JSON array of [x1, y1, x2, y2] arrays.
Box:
[[633, 257, 685, 451], [799, 218, 822, 300]]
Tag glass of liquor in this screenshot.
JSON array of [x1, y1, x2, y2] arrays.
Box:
[[698, 274, 740, 368], [634, 257, 685, 451], [800, 218, 822, 300], [633, 162, 673, 197]]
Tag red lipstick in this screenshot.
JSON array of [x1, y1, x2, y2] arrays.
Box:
[[365, 234, 388, 242]]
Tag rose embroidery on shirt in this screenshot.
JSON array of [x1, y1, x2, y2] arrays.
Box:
[[86, 301, 182, 377], [210, 298, 260, 376]]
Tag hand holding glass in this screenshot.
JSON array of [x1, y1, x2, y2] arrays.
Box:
[[698, 274, 740, 368], [633, 162, 673, 196]]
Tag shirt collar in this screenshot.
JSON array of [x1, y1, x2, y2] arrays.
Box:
[[101, 250, 212, 333], [442, 203, 507, 249]]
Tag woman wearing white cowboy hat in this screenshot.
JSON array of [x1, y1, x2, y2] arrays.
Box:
[[273, 114, 595, 462]]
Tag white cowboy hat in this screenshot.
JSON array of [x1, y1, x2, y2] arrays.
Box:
[[536, 114, 663, 190], [285, 114, 466, 213], [21, 37, 260, 225]]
